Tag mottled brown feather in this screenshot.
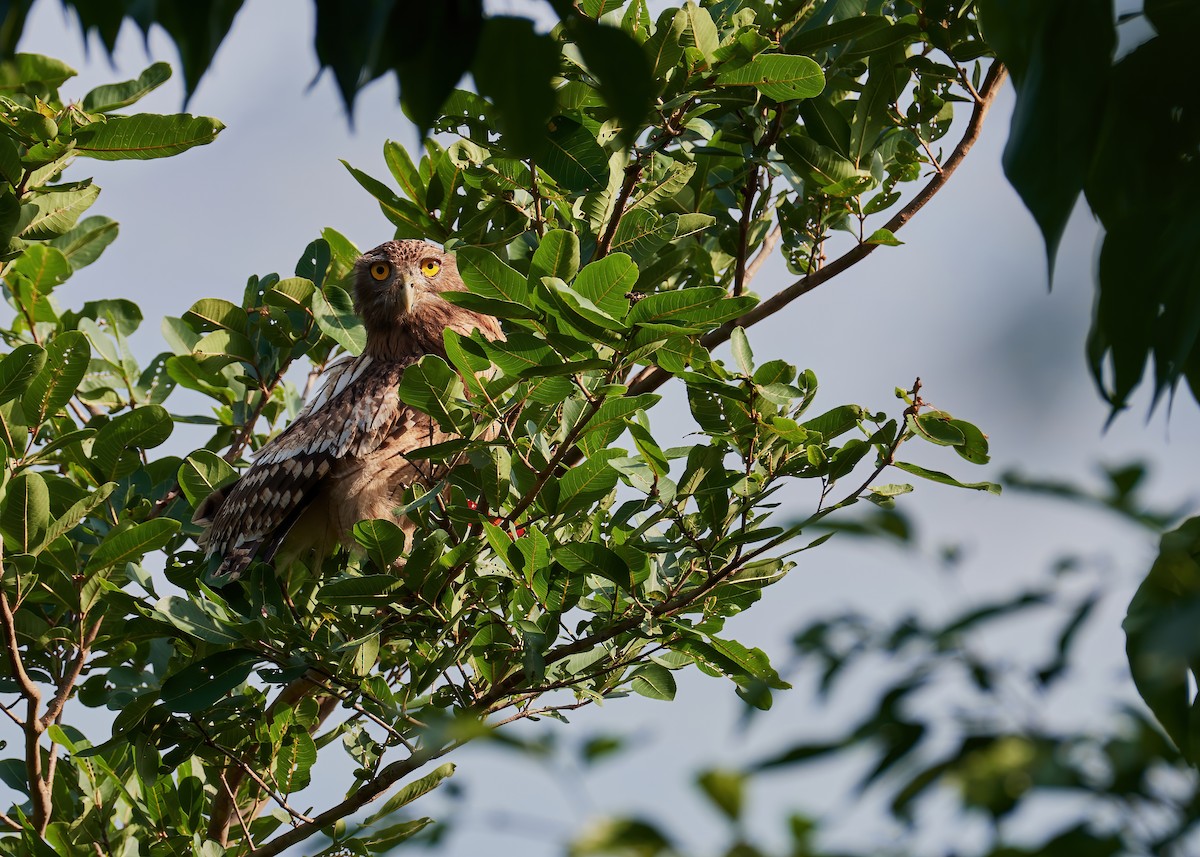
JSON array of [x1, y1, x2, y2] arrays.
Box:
[[198, 240, 502, 580]]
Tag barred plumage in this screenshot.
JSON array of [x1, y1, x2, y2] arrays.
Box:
[[196, 240, 502, 580]]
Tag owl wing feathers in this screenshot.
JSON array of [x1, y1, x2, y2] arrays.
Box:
[[198, 354, 415, 580]]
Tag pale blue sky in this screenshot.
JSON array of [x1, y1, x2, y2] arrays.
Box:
[[5, 2, 1197, 855]]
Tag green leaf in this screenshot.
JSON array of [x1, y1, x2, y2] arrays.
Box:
[[9, 244, 71, 293], [75, 113, 225, 160], [575, 253, 636, 317], [556, 449, 623, 517], [1124, 518, 1200, 762], [49, 216, 119, 270], [676, 634, 790, 690], [0, 469, 49, 553], [150, 595, 245, 644], [543, 116, 608, 192], [909, 411, 965, 447], [0, 53, 75, 91], [716, 54, 825, 101], [91, 405, 174, 480], [193, 329, 255, 367], [530, 229, 580, 284], [397, 354, 469, 434], [629, 286, 725, 325], [580, 394, 661, 456], [312, 285, 365, 355], [363, 763, 456, 826], [20, 185, 100, 239], [160, 650, 258, 713], [626, 412, 668, 477], [801, 404, 863, 440], [342, 160, 444, 239], [178, 449, 238, 507], [184, 297, 247, 332], [779, 135, 868, 188], [357, 819, 436, 852], [555, 541, 632, 591], [275, 731, 317, 793], [644, 9, 686, 84], [317, 574, 404, 605], [0, 344, 45, 405], [892, 461, 1001, 494], [456, 246, 530, 304], [265, 276, 317, 310], [681, 1, 719, 61], [848, 44, 910, 167], [865, 228, 903, 246], [22, 331, 90, 426], [950, 419, 990, 465], [86, 519, 181, 573], [353, 518, 408, 568], [543, 277, 627, 333], [609, 210, 678, 261], [730, 327, 753, 376], [44, 482, 116, 545], [81, 62, 172, 112], [0, 135, 20, 185], [440, 290, 542, 320], [631, 663, 677, 700]]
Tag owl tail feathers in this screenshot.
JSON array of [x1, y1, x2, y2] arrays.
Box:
[[205, 546, 259, 583]]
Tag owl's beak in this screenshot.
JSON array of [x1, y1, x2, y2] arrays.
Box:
[[399, 276, 416, 313]]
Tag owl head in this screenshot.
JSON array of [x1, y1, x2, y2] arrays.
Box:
[[353, 239, 501, 357]]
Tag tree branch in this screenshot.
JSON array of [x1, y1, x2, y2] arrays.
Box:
[[624, 61, 1008, 398], [40, 618, 100, 729], [595, 161, 642, 259], [0, 582, 51, 833], [743, 224, 781, 289], [245, 744, 459, 857]]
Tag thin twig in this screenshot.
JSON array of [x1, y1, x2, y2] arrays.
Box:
[[624, 61, 1008, 399], [830, 377, 923, 509], [491, 700, 592, 727], [0, 811, 19, 831], [1, 697, 23, 727], [219, 771, 256, 849]]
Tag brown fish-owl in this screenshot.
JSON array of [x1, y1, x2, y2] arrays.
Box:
[[196, 239, 503, 580]]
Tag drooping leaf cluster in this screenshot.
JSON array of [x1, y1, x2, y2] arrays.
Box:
[[0, 3, 1009, 855], [981, 0, 1200, 416]]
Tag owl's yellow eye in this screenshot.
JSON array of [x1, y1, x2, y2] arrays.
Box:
[[420, 259, 441, 277], [369, 262, 391, 281]]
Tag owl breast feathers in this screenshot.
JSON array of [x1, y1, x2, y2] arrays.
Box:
[[195, 239, 503, 581]]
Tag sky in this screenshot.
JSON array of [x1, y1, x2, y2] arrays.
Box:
[[6, 1, 1200, 855]]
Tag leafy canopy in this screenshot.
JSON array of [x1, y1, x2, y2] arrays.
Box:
[[0, 4, 1015, 856]]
